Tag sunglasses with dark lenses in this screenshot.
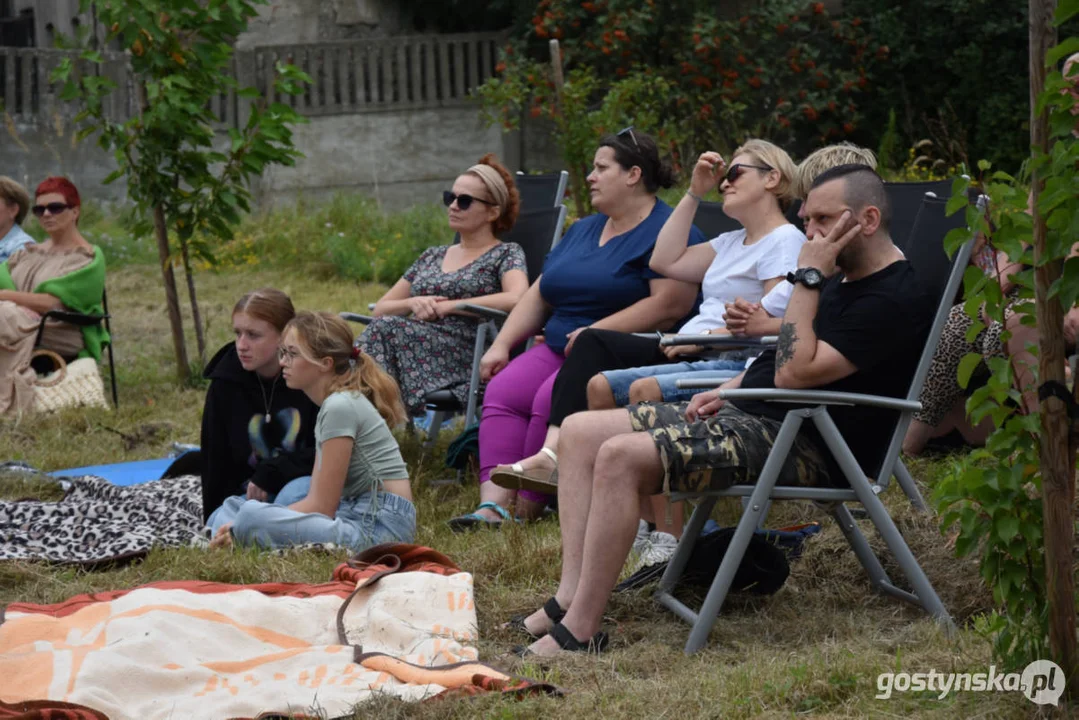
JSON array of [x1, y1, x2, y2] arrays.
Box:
[[443, 191, 497, 211], [723, 163, 773, 185], [32, 202, 70, 217]]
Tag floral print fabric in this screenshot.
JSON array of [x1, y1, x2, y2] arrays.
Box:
[[359, 242, 526, 415]]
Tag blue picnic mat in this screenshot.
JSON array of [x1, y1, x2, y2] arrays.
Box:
[[50, 457, 178, 486]]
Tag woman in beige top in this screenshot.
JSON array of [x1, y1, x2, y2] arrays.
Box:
[[0, 177, 107, 415]]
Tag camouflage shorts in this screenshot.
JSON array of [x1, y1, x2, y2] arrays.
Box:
[[628, 402, 828, 495]]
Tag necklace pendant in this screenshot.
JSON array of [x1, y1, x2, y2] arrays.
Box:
[[265, 413, 271, 423]]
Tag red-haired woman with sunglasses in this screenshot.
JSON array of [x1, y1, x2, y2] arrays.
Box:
[[0, 177, 107, 415], [358, 154, 530, 416]]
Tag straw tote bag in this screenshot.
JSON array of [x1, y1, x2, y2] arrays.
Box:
[[31, 349, 109, 412]]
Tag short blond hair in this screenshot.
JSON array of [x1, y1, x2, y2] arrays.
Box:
[[0, 176, 30, 225], [731, 139, 797, 208], [794, 143, 878, 199]]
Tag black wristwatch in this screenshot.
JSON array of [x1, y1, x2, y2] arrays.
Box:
[[787, 267, 825, 289]]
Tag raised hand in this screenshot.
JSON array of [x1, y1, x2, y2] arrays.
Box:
[[690, 151, 727, 199]]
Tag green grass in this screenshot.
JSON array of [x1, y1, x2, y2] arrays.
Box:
[[0, 256, 1033, 718]]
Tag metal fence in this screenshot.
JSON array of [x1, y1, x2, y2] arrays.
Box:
[[1, 31, 503, 128]]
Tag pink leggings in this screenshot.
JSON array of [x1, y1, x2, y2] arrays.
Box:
[[478, 343, 563, 503]]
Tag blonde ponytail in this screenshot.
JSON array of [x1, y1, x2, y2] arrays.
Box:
[[284, 311, 407, 426]]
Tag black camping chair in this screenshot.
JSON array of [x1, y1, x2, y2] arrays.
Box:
[[693, 200, 742, 239], [884, 180, 954, 251], [33, 287, 118, 407], [656, 197, 984, 654], [515, 171, 569, 212]]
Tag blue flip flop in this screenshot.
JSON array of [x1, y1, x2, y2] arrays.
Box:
[[447, 501, 519, 532]]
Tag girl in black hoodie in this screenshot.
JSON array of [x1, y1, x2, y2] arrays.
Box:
[[199, 289, 319, 521]]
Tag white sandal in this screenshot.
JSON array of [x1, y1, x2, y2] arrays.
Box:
[[490, 447, 559, 493]]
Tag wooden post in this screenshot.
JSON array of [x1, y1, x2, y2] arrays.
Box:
[[1029, 0, 1077, 694], [548, 39, 586, 217]]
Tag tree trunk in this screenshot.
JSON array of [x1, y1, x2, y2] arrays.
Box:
[[178, 235, 206, 365], [1029, 0, 1077, 695], [153, 204, 190, 382]]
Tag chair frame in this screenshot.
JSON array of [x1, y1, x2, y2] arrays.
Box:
[[652, 199, 980, 654], [33, 287, 117, 407]]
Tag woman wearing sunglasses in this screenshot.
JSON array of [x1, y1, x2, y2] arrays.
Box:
[[0, 177, 108, 415], [358, 154, 529, 416], [447, 129, 705, 530]]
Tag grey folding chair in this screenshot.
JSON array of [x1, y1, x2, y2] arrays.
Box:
[[660, 191, 974, 512], [341, 204, 567, 444], [515, 171, 569, 212], [653, 201, 981, 654]]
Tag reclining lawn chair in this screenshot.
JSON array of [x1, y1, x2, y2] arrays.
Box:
[[884, 179, 953, 250], [341, 204, 568, 442], [32, 287, 118, 407], [515, 171, 569, 211], [652, 199, 980, 654], [658, 191, 970, 511]]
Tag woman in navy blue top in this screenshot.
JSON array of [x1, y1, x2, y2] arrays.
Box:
[[448, 129, 704, 529]]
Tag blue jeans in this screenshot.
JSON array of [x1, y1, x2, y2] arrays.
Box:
[[206, 482, 416, 551], [207, 476, 312, 533], [602, 358, 747, 405]]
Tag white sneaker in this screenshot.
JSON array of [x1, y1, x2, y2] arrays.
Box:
[[627, 530, 679, 575]]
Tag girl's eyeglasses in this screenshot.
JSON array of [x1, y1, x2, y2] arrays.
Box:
[[277, 347, 301, 364], [724, 163, 773, 185], [443, 191, 497, 211], [32, 202, 70, 217]]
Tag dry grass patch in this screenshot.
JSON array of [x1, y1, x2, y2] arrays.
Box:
[[0, 264, 1032, 718]]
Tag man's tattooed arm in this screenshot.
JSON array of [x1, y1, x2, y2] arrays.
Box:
[[775, 322, 797, 370]]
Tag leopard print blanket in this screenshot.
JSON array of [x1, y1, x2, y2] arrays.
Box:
[[0, 474, 205, 566]]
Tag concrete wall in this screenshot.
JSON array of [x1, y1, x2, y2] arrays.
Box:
[[259, 105, 510, 210], [2, 103, 519, 212], [236, 0, 404, 48], [2, 109, 127, 206]]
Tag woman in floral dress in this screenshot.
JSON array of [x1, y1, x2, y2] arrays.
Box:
[[359, 154, 529, 416]]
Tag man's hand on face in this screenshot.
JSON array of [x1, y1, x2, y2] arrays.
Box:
[[797, 209, 862, 277]]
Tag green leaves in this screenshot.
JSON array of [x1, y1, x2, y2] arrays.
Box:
[[61, 0, 308, 269]]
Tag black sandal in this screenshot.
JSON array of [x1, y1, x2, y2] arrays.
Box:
[[513, 622, 609, 656], [502, 597, 566, 639]]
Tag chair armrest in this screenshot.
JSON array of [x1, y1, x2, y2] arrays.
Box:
[[339, 312, 374, 325], [455, 303, 508, 322], [40, 310, 108, 327], [717, 388, 922, 412], [660, 334, 778, 348]]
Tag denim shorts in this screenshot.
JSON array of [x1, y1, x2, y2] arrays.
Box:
[[602, 357, 748, 406], [209, 486, 416, 552]]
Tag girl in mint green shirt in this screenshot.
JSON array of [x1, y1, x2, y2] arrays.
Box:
[[208, 311, 415, 551]]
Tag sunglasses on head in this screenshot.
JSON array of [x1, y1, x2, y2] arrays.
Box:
[[32, 202, 70, 217], [443, 191, 496, 211], [617, 125, 641, 150], [723, 163, 773, 185]]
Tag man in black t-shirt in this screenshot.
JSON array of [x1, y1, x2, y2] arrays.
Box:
[[509, 164, 936, 658]]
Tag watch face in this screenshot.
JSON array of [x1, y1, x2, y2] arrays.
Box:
[[804, 269, 824, 286]]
